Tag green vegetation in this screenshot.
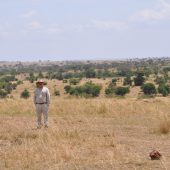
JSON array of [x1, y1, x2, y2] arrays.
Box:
[[69, 78, 80, 85], [0, 75, 18, 98], [54, 90, 60, 96], [123, 75, 132, 86], [66, 82, 101, 97], [0, 89, 8, 98], [21, 89, 30, 99], [158, 84, 170, 97], [134, 72, 145, 86], [105, 82, 130, 96], [1, 58, 170, 99], [141, 83, 157, 95], [115, 87, 130, 96]]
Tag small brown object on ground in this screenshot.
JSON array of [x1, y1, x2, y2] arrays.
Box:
[[149, 150, 162, 160]]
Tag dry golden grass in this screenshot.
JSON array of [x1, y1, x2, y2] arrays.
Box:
[[0, 80, 170, 169]]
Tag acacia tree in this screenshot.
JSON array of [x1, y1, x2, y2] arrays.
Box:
[[134, 72, 145, 86]]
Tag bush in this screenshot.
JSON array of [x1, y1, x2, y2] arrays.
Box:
[[155, 76, 166, 85], [105, 83, 116, 96], [68, 82, 102, 97], [26, 73, 37, 83], [115, 87, 130, 96], [141, 83, 157, 95], [134, 72, 145, 86], [123, 75, 132, 86], [85, 69, 96, 78], [105, 87, 115, 95], [4, 83, 13, 94], [0, 75, 16, 82], [158, 84, 170, 97], [111, 78, 117, 85], [54, 90, 60, 96], [21, 89, 30, 99], [63, 79, 68, 83], [64, 85, 72, 93], [69, 78, 80, 85], [0, 89, 8, 98], [17, 80, 23, 85]]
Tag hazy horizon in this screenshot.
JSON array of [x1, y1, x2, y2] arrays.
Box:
[[1, 0, 170, 61]]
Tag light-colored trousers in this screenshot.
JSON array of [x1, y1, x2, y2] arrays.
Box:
[[35, 104, 49, 126]]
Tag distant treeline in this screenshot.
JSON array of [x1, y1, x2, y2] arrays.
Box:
[[1, 57, 170, 77]]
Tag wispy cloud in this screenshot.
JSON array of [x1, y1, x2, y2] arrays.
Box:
[[91, 20, 128, 31], [131, 0, 170, 22], [28, 21, 42, 30], [45, 20, 128, 35], [22, 10, 37, 18]]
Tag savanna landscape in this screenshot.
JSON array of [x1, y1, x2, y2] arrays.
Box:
[[0, 58, 170, 170]]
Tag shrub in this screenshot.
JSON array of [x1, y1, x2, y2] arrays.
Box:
[[111, 78, 117, 85], [155, 76, 166, 85], [17, 80, 23, 85], [0, 75, 16, 82], [141, 83, 157, 95], [68, 82, 102, 97], [69, 78, 80, 85], [115, 87, 130, 96], [0, 89, 8, 98], [54, 90, 60, 96], [63, 79, 68, 83], [4, 83, 13, 94], [21, 89, 30, 99], [11, 83, 17, 90], [134, 72, 145, 86], [85, 69, 96, 78], [105, 87, 115, 95], [123, 75, 132, 86], [158, 84, 170, 97], [64, 85, 72, 93], [105, 83, 116, 96]]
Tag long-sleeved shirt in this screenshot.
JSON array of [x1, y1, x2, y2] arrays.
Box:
[[34, 87, 50, 105]]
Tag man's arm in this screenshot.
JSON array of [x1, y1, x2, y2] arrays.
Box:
[[34, 90, 36, 105], [46, 88, 50, 106]]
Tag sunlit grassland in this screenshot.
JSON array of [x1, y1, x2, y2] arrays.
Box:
[[0, 80, 170, 169]]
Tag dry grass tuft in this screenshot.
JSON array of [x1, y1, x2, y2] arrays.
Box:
[[159, 119, 170, 134]]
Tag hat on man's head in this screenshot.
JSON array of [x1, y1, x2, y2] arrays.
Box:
[[36, 79, 45, 84]]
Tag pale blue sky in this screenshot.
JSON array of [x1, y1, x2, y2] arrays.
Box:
[[0, 0, 170, 61]]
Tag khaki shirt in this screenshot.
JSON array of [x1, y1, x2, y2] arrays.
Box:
[[34, 87, 50, 105]]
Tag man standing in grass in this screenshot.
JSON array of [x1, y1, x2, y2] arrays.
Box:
[[34, 79, 50, 129]]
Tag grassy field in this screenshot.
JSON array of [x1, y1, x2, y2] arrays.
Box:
[[0, 80, 170, 169]]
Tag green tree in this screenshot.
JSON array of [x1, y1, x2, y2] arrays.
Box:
[[134, 72, 145, 86], [141, 83, 157, 95]]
